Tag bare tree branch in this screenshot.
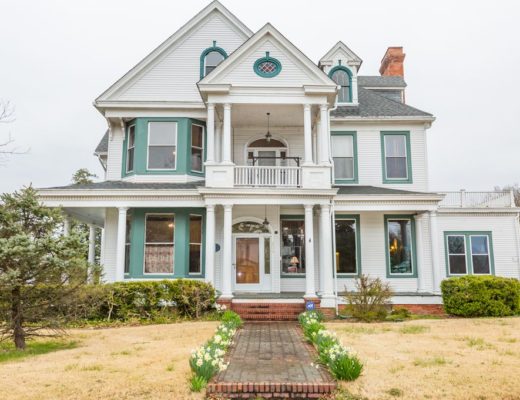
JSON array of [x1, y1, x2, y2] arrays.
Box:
[[0, 100, 15, 123]]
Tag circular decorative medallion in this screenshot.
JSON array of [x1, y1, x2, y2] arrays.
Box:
[[254, 52, 282, 78]]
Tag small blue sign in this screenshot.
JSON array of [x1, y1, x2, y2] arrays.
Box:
[[305, 301, 315, 311]]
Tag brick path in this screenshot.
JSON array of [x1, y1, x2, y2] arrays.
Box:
[[207, 322, 336, 399]]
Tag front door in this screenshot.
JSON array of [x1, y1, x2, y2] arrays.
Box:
[[233, 234, 272, 292]]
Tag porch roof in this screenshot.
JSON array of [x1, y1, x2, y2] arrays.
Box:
[[41, 181, 204, 190], [334, 185, 434, 196]]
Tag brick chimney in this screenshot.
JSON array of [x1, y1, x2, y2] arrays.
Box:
[[379, 47, 405, 77]]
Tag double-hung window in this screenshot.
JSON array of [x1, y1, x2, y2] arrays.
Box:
[[331, 132, 357, 183], [381, 132, 412, 183], [191, 124, 204, 172], [124, 213, 132, 274], [445, 232, 494, 276], [126, 125, 135, 173], [335, 216, 360, 275], [144, 214, 175, 274], [385, 215, 416, 277], [147, 122, 177, 170], [189, 215, 203, 274]]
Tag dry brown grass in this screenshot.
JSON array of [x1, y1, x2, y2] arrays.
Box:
[[328, 317, 520, 400], [0, 321, 218, 400]]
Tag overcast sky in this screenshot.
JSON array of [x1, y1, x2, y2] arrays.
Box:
[[1, 0, 519, 193]]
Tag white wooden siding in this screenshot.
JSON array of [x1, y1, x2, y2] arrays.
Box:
[[106, 126, 124, 180], [110, 11, 248, 102]]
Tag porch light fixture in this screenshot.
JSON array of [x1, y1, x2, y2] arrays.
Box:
[[264, 112, 272, 143]]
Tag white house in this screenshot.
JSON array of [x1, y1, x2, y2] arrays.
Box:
[[38, 1, 520, 315]]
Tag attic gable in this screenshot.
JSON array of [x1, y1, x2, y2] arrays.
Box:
[[95, 1, 252, 106], [199, 23, 336, 88], [319, 41, 362, 71]]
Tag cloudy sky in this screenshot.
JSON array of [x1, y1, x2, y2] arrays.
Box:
[[1, 0, 519, 192]]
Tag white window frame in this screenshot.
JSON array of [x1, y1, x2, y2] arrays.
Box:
[[446, 234, 468, 276], [188, 214, 203, 275], [190, 124, 205, 173], [383, 134, 409, 181], [204, 50, 225, 77], [469, 235, 491, 275], [126, 124, 136, 173], [146, 121, 177, 171], [331, 135, 355, 181], [143, 213, 175, 275]]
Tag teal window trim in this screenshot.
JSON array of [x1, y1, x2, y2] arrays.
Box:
[[188, 213, 205, 276], [380, 131, 413, 184], [121, 118, 206, 178], [200, 42, 227, 79], [331, 131, 358, 184], [280, 215, 306, 278], [254, 52, 282, 78], [126, 208, 206, 279], [443, 231, 495, 277], [335, 214, 361, 277], [328, 65, 353, 104], [189, 120, 206, 175], [384, 214, 418, 278], [122, 119, 137, 178]]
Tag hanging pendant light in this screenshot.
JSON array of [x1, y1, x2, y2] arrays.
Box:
[[263, 204, 269, 227], [265, 112, 272, 143]]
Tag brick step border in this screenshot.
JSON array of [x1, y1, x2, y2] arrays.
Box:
[[206, 381, 336, 399], [231, 303, 306, 321]]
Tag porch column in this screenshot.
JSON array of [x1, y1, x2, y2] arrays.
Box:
[[215, 122, 222, 163], [303, 104, 313, 165], [63, 217, 70, 236], [222, 103, 232, 163], [319, 104, 330, 165], [206, 103, 215, 163], [88, 224, 96, 264], [221, 204, 233, 298], [415, 213, 427, 292], [100, 228, 106, 266], [319, 204, 334, 300], [429, 211, 441, 294], [304, 204, 317, 298], [115, 207, 128, 282], [205, 205, 216, 286]]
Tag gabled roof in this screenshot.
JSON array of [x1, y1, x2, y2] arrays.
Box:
[[331, 87, 433, 119], [358, 76, 407, 88], [198, 23, 337, 87], [95, 0, 252, 104], [319, 41, 363, 69]]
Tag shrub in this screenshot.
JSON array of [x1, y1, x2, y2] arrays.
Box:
[[220, 310, 243, 329], [441, 276, 520, 317], [343, 275, 393, 322]]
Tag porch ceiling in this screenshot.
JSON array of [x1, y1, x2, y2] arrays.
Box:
[[63, 207, 105, 227], [230, 104, 306, 127]]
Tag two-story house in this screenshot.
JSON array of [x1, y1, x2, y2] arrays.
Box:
[[39, 0, 520, 315]]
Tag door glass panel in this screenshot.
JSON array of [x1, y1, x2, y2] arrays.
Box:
[[264, 237, 270, 274], [258, 151, 276, 166], [236, 238, 260, 284]]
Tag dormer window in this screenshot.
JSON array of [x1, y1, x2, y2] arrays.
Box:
[[329, 65, 352, 103], [200, 42, 227, 79]]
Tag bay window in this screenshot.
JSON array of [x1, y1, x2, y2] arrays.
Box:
[[144, 214, 174, 274], [189, 215, 203, 274], [126, 125, 135, 173], [147, 122, 177, 170], [191, 124, 204, 172]]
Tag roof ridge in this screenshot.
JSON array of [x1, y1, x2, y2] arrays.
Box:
[[359, 86, 432, 116]]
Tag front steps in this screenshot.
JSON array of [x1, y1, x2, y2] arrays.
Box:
[[230, 300, 306, 321]]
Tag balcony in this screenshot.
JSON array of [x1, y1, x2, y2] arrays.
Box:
[[234, 166, 301, 187], [439, 190, 515, 208]]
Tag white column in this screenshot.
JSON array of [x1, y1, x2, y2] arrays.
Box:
[[316, 121, 322, 165], [222, 103, 232, 163], [206, 103, 215, 163], [205, 205, 216, 286], [319, 204, 334, 299], [415, 214, 427, 292], [303, 104, 313, 165], [304, 204, 317, 298], [115, 207, 128, 282], [88, 224, 96, 264], [215, 122, 222, 163], [221, 204, 233, 298], [63, 217, 70, 236], [319, 104, 329, 165], [429, 211, 441, 294], [100, 228, 106, 266]]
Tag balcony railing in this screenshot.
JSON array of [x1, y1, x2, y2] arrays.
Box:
[[439, 190, 515, 208], [234, 166, 301, 187]]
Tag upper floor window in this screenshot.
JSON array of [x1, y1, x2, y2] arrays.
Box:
[[126, 125, 135, 173], [191, 124, 204, 172], [329, 66, 352, 103], [331, 132, 357, 183], [200, 42, 227, 78], [147, 122, 177, 170], [381, 132, 412, 183], [445, 232, 494, 276], [254, 52, 282, 78]]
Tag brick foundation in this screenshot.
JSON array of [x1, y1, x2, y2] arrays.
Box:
[[392, 304, 445, 315]]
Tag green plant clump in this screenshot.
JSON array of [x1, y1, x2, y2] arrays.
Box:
[[441, 276, 520, 317]]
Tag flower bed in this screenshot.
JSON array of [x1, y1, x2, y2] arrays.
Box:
[[188, 310, 243, 392], [298, 311, 363, 381]]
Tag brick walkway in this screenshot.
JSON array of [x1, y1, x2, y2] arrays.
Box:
[[207, 322, 336, 399]]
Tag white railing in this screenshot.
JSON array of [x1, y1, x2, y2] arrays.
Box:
[[439, 190, 515, 208], [234, 166, 301, 187]]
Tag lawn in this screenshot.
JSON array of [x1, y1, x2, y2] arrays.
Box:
[[327, 317, 520, 400], [0, 321, 218, 400]]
